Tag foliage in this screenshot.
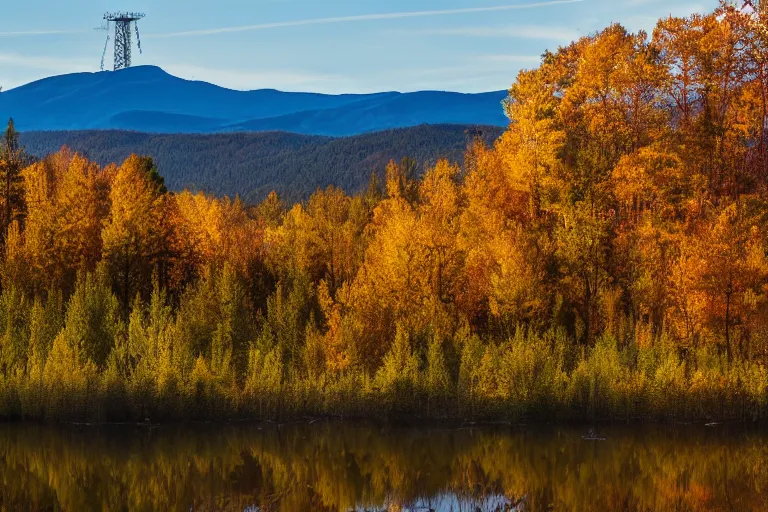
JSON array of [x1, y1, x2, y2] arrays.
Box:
[[1, 4, 768, 422]]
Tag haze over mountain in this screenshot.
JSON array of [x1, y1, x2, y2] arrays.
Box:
[[1, 66, 509, 136], [20, 124, 504, 202]]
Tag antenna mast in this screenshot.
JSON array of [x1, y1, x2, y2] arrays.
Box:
[[102, 12, 145, 71]]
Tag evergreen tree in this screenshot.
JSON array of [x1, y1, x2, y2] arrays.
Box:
[[425, 335, 451, 417], [0, 285, 30, 379], [0, 118, 26, 244], [457, 333, 483, 416], [41, 270, 120, 420], [374, 323, 419, 411], [244, 345, 283, 418]]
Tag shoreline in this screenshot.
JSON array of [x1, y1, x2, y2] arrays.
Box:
[[1, 415, 765, 430]]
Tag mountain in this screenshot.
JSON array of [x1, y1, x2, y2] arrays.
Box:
[[1, 66, 508, 136], [20, 124, 504, 203]]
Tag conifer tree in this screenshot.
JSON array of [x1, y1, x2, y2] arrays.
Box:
[[374, 324, 419, 410], [425, 335, 451, 417], [42, 271, 120, 420], [0, 285, 30, 379], [244, 345, 283, 417], [0, 118, 26, 245], [19, 291, 62, 417], [458, 333, 483, 416]]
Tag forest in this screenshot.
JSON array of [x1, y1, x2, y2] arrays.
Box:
[[0, 2, 767, 422], [19, 124, 503, 203]]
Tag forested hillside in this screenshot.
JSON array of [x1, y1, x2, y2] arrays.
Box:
[[0, 3, 767, 423], [20, 125, 503, 202]]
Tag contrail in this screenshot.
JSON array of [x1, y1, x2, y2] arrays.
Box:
[[0, 30, 90, 37], [147, 0, 584, 38]]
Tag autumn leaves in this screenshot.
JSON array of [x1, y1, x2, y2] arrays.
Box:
[[0, 2, 768, 421]]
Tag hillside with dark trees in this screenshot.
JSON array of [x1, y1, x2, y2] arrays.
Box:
[[20, 124, 504, 202]]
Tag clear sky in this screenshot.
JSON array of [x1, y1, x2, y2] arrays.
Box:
[[1, 0, 713, 94]]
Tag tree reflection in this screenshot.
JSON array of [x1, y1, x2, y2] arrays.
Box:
[[0, 422, 765, 512]]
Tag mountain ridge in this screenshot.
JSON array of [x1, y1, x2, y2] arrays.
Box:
[[1, 66, 508, 136]]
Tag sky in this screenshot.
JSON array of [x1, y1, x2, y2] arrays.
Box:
[[0, 0, 715, 94]]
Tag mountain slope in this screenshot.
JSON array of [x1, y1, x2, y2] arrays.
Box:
[[20, 124, 504, 202], [1, 66, 508, 136], [225, 91, 508, 136]]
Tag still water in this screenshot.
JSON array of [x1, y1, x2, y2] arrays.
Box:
[[0, 421, 765, 511]]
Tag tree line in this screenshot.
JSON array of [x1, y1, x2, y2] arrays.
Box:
[[0, 2, 767, 422]]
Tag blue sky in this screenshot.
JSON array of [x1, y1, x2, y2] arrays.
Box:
[[1, 0, 713, 93]]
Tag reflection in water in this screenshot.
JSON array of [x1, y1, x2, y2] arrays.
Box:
[[0, 421, 766, 512]]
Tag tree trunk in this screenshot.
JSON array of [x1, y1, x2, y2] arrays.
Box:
[[725, 289, 732, 364], [584, 279, 592, 346]]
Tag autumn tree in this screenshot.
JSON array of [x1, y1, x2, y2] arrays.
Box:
[[555, 203, 613, 344], [697, 201, 768, 360], [172, 191, 262, 289], [102, 155, 172, 307], [16, 150, 110, 293]]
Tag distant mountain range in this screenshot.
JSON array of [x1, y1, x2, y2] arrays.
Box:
[[20, 124, 504, 202], [1, 66, 509, 136]]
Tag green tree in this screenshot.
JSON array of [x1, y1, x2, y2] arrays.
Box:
[[244, 345, 283, 418], [425, 335, 451, 417], [0, 285, 30, 379], [0, 118, 26, 244], [20, 291, 63, 418], [374, 323, 419, 411], [457, 332, 484, 416], [57, 268, 123, 370]]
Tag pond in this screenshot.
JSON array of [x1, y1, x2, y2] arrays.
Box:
[[0, 421, 765, 511]]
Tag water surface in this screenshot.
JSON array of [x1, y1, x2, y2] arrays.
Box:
[[0, 421, 765, 511]]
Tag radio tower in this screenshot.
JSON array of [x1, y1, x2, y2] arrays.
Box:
[[101, 12, 145, 71]]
